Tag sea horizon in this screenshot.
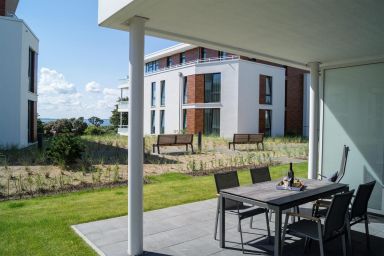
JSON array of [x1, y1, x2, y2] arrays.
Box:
[[40, 118, 111, 126]]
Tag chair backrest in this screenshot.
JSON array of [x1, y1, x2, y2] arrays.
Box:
[[214, 171, 241, 209], [250, 167, 271, 184], [350, 181, 376, 219], [323, 190, 354, 239], [175, 134, 193, 144], [158, 135, 176, 145], [233, 134, 249, 143], [335, 145, 349, 183], [249, 134, 263, 143]]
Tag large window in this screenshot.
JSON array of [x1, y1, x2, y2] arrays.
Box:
[[183, 76, 188, 104], [259, 109, 272, 137], [204, 73, 221, 103], [166, 56, 173, 67], [145, 60, 160, 73], [259, 75, 272, 105], [204, 108, 220, 135], [180, 52, 186, 64], [151, 82, 156, 107], [183, 109, 187, 130], [150, 110, 155, 134], [160, 110, 165, 134], [28, 48, 37, 93], [160, 80, 165, 106]]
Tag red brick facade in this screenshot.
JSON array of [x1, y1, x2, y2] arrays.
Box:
[[0, 0, 5, 16], [187, 74, 204, 104], [285, 67, 307, 136], [186, 109, 204, 134]]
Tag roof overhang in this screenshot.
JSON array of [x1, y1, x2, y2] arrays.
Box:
[[144, 43, 194, 63], [5, 0, 19, 15], [98, 0, 384, 70]]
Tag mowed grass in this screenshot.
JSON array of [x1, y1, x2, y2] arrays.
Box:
[[0, 162, 307, 256]]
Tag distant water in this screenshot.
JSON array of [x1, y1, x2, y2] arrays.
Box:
[[41, 118, 111, 126]]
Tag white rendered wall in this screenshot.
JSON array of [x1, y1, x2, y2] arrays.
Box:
[[321, 62, 384, 214], [237, 61, 286, 137], [0, 17, 39, 148]]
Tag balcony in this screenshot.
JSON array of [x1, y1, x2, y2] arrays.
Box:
[[118, 101, 129, 112], [117, 125, 128, 135]]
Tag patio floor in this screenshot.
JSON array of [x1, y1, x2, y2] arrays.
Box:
[[73, 199, 384, 256]]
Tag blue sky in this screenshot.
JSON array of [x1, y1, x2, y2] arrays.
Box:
[[16, 0, 178, 119]]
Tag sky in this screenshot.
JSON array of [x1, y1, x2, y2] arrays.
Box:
[[16, 0, 178, 119]]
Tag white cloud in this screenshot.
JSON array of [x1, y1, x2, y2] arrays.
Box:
[[37, 67, 120, 119], [85, 81, 101, 93]]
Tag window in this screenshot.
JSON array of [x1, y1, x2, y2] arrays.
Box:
[[201, 48, 207, 59], [218, 51, 227, 59], [259, 75, 273, 105], [180, 52, 186, 64], [151, 82, 156, 107], [183, 76, 188, 104], [183, 109, 187, 130], [160, 110, 165, 134], [160, 81, 165, 106], [204, 109, 220, 135], [145, 60, 160, 73], [28, 48, 37, 93], [28, 100, 36, 142], [204, 73, 221, 103], [150, 110, 156, 134], [259, 109, 272, 137], [166, 56, 173, 67]]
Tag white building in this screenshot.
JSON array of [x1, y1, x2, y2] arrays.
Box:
[[118, 44, 309, 138], [0, 0, 39, 149]]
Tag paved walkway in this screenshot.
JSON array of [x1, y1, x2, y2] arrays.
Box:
[[73, 199, 384, 256]]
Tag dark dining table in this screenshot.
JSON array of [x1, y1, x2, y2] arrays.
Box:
[[219, 179, 348, 256]]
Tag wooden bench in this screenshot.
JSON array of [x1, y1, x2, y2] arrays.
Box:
[[152, 134, 194, 154], [228, 133, 264, 150]]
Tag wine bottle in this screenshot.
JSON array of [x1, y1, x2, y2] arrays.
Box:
[[288, 162, 294, 187]]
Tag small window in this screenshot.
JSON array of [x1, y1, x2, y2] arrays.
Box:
[[145, 61, 159, 73], [204, 73, 221, 103], [201, 48, 207, 59], [265, 76, 272, 104], [166, 56, 173, 67], [180, 52, 186, 64], [151, 110, 156, 134], [151, 82, 156, 107], [218, 51, 227, 59], [183, 77, 188, 104], [183, 109, 187, 130], [160, 110, 165, 134], [160, 80, 165, 106]]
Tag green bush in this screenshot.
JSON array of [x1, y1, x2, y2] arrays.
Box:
[[84, 126, 105, 135], [46, 135, 85, 166]]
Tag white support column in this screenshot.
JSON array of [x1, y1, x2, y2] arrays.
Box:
[[308, 62, 320, 179], [127, 16, 146, 256]]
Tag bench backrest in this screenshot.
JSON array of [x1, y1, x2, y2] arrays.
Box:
[[233, 134, 249, 143], [175, 134, 193, 144], [249, 133, 263, 143], [157, 134, 193, 145]]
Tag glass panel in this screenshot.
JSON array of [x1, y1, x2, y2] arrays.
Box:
[[160, 110, 165, 134], [204, 108, 220, 135], [151, 110, 155, 134], [204, 74, 213, 103], [264, 110, 272, 136], [151, 82, 156, 107], [322, 63, 384, 213], [265, 76, 272, 104], [205, 73, 221, 103], [183, 77, 188, 104], [183, 109, 187, 130], [160, 81, 165, 106]]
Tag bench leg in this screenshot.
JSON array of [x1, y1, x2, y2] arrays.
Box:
[[233, 144, 236, 150], [157, 145, 160, 154], [228, 143, 231, 150], [190, 144, 194, 154], [186, 144, 188, 151], [152, 145, 155, 154]]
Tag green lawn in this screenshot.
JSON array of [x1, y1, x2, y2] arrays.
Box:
[[0, 162, 307, 256]]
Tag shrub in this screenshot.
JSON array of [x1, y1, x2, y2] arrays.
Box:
[[84, 126, 105, 135], [46, 135, 85, 166]]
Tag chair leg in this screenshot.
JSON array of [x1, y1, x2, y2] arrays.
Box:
[[265, 211, 271, 240], [342, 234, 347, 256], [214, 198, 220, 240], [269, 210, 273, 221], [365, 215, 370, 249], [304, 238, 310, 253], [238, 217, 245, 253], [318, 223, 325, 256], [346, 219, 352, 255], [249, 216, 253, 229], [281, 214, 290, 256]]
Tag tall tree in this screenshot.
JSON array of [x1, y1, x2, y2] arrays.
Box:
[[88, 116, 104, 127]]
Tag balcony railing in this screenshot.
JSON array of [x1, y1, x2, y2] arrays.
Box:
[[118, 101, 129, 111], [145, 55, 240, 75]]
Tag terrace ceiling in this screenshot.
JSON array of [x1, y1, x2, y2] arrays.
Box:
[[99, 0, 384, 69]]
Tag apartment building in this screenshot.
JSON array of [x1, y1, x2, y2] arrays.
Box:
[[118, 44, 309, 138], [0, 0, 39, 148]]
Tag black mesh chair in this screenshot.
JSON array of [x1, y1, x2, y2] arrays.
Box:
[[282, 190, 354, 256], [213, 171, 270, 253], [250, 166, 271, 184]]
